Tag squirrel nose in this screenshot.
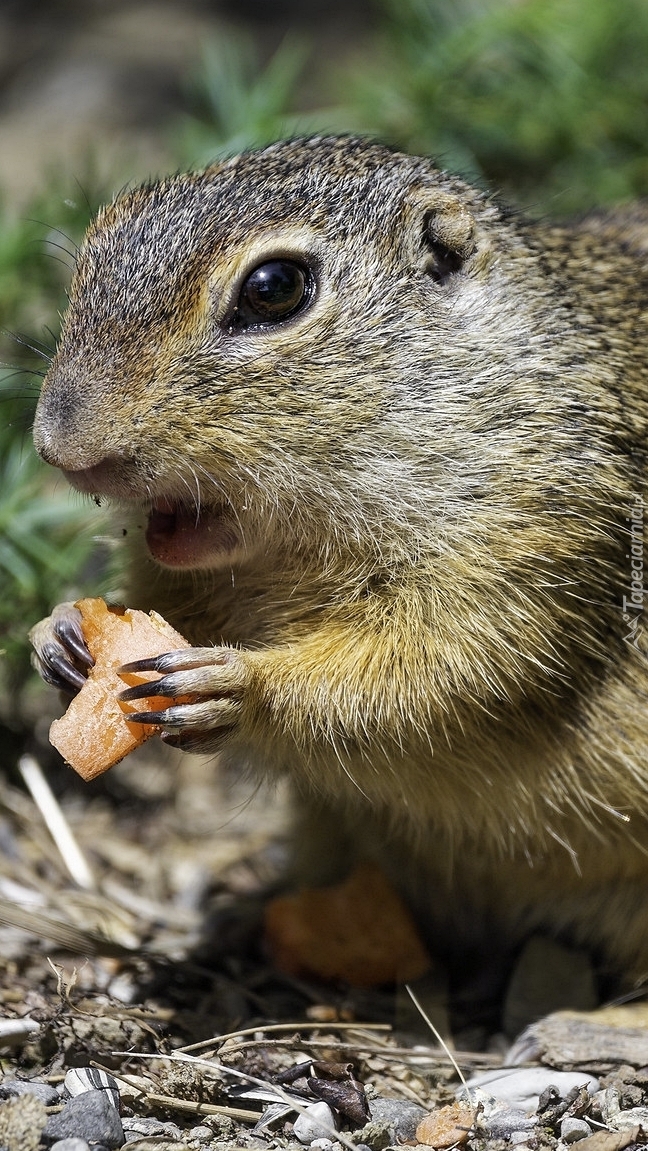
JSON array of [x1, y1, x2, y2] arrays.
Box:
[[33, 420, 102, 471], [33, 377, 105, 471]]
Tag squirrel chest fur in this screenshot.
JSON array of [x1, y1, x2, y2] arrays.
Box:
[[32, 137, 648, 1006]]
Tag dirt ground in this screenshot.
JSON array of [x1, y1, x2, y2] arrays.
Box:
[[4, 725, 648, 1149], [0, 722, 496, 1144]]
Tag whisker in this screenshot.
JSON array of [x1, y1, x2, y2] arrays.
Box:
[[0, 365, 44, 381], [44, 237, 77, 261], [26, 219, 79, 259], [14, 329, 54, 355], [43, 250, 76, 274], [0, 393, 40, 407], [73, 177, 94, 216], [190, 457, 249, 548], [3, 331, 51, 361]]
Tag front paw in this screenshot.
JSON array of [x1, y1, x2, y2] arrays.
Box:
[[118, 646, 253, 751]]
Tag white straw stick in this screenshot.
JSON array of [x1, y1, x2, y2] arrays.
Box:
[[19, 754, 95, 890]]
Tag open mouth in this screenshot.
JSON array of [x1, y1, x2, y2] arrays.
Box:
[[145, 500, 239, 569]]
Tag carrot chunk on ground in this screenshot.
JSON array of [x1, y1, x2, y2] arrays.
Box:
[[49, 598, 189, 781], [264, 863, 432, 986]]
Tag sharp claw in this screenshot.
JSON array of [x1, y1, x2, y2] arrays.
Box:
[[60, 665, 89, 692], [120, 656, 163, 673], [126, 709, 179, 726], [56, 619, 94, 667], [160, 731, 191, 748], [161, 726, 235, 751], [119, 680, 167, 702], [160, 731, 205, 751], [40, 664, 82, 695], [41, 644, 88, 691]]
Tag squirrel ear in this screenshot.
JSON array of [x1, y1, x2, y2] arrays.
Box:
[[406, 190, 478, 283]]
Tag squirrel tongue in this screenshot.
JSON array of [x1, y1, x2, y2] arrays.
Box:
[[146, 502, 238, 569]]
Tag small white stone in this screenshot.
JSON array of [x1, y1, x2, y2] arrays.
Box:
[[608, 1107, 648, 1131], [107, 972, 138, 1004], [293, 1102, 337, 1144], [461, 1068, 599, 1114], [561, 1118, 592, 1142], [188, 1126, 213, 1142], [465, 1089, 504, 1117], [310, 1141, 334, 1150], [0, 1017, 39, 1048], [63, 1067, 120, 1110], [49, 1140, 92, 1151]]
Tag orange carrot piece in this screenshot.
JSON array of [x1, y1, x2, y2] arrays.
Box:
[[49, 598, 190, 780]]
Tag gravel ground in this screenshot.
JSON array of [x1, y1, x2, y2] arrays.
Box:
[[3, 719, 648, 1151]]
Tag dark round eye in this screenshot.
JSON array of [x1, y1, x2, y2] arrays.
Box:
[[233, 259, 312, 329]]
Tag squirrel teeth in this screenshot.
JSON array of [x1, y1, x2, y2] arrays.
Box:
[[145, 501, 238, 569]]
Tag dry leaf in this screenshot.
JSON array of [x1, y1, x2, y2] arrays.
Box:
[[571, 1127, 646, 1151], [265, 863, 431, 986], [415, 1103, 474, 1148]]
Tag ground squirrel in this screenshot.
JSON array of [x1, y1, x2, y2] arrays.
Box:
[[30, 136, 648, 1020]]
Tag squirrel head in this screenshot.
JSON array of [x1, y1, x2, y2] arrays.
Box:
[[32, 136, 623, 591], [32, 136, 537, 569]]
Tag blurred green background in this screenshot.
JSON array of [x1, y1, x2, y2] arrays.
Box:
[[2, 0, 648, 754]]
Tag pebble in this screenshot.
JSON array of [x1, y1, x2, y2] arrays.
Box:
[[461, 1068, 600, 1113], [0, 1078, 59, 1105], [608, 1106, 648, 1131], [509, 1135, 531, 1147], [49, 1140, 92, 1151], [293, 1102, 337, 1144], [350, 1120, 390, 1150], [44, 1090, 125, 1148], [121, 1116, 183, 1140], [482, 1109, 537, 1138], [63, 1068, 121, 1111], [0, 1017, 40, 1048], [561, 1118, 592, 1142], [368, 1097, 427, 1141], [309, 1141, 334, 1150], [188, 1126, 214, 1142]]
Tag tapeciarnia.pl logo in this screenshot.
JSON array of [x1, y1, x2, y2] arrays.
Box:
[[622, 493, 645, 650]]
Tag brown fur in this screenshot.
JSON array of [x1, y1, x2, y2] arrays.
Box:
[[32, 137, 648, 1011]]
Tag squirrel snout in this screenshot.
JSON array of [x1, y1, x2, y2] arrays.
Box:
[[33, 364, 111, 472], [34, 433, 143, 499], [33, 407, 105, 473]]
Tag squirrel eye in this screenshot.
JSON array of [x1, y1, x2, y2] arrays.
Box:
[[232, 260, 312, 329]]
